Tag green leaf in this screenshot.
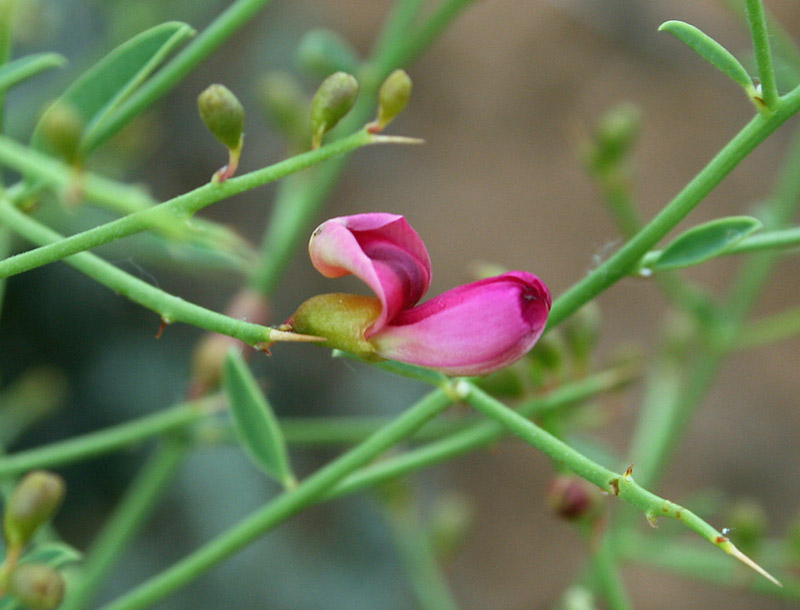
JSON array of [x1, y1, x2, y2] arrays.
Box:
[[223, 351, 295, 488], [652, 216, 763, 271], [19, 542, 82, 569], [659, 20, 754, 92], [31, 21, 195, 156], [0, 53, 66, 93]]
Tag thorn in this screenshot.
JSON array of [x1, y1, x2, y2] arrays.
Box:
[[269, 328, 327, 343], [608, 478, 620, 496], [723, 541, 782, 587], [155, 318, 170, 339], [369, 134, 425, 146], [624, 464, 634, 479]]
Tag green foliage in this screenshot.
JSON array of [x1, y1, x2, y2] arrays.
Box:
[[0, 54, 65, 94], [651, 216, 762, 271], [223, 351, 295, 488], [659, 20, 754, 92], [30, 21, 195, 158]]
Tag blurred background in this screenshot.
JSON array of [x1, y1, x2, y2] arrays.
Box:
[[2, 0, 800, 608]]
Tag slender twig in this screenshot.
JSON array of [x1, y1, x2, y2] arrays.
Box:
[[745, 0, 779, 109], [548, 81, 800, 330], [61, 439, 189, 610], [98, 389, 454, 610], [0, 130, 397, 279], [81, 0, 277, 152], [0, 197, 317, 345], [0, 399, 217, 478], [462, 383, 780, 586]]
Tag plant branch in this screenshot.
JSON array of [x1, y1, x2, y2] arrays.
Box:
[[61, 438, 189, 610], [0, 398, 217, 478], [0, 130, 390, 279], [746, 0, 779, 109], [325, 366, 635, 500], [0, 197, 317, 345], [81, 0, 277, 152], [98, 388, 454, 610]]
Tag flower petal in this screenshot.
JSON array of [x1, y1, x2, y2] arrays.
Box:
[[309, 213, 432, 335], [369, 271, 551, 376]]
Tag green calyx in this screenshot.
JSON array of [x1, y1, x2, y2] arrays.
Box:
[[309, 72, 359, 149], [3, 471, 65, 549], [375, 69, 412, 131], [288, 293, 382, 359], [198, 84, 245, 152]]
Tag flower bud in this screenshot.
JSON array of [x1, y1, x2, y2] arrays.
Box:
[[548, 475, 603, 522], [562, 302, 601, 373], [288, 293, 382, 359], [429, 492, 474, 561], [583, 102, 641, 175], [198, 84, 245, 151], [368, 69, 412, 133], [40, 101, 84, 164], [259, 71, 309, 145], [309, 72, 358, 149], [189, 290, 270, 397], [3, 471, 66, 549], [8, 564, 65, 609], [296, 29, 360, 79]]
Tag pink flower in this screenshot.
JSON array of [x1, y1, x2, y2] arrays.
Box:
[[292, 213, 551, 376]]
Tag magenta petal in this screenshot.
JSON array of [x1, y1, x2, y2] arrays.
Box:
[[309, 213, 432, 335], [369, 271, 551, 376]]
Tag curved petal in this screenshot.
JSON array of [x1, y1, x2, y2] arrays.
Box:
[[309, 213, 432, 335], [370, 271, 551, 376]]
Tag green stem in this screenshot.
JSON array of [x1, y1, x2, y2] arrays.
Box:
[[0, 0, 15, 151], [98, 389, 453, 610], [0, 197, 314, 345], [548, 83, 800, 330], [588, 529, 633, 610], [374, 0, 477, 71], [325, 367, 633, 500], [383, 492, 459, 610], [0, 130, 388, 279], [61, 439, 188, 610], [81, 0, 276, 152], [370, 0, 425, 67], [617, 532, 799, 600], [0, 398, 216, 478], [736, 304, 800, 349], [249, 0, 475, 296], [462, 383, 779, 585], [746, 0, 779, 110]]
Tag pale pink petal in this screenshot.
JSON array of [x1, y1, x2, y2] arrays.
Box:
[[309, 213, 432, 334], [370, 271, 551, 376]]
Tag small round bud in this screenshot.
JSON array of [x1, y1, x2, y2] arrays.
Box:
[[3, 471, 66, 549], [369, 69, 412, 133], [562, 302, 601, 372], [548, 475, 603, 522], [189, 290, 270, 397], [8, 564, 66, 609], [287, 293, 381, 359], [259, 71, 309, 145], [198, 84, 245, 152], [40, 101, 84, 164], [309, 72, 359, 149], [429, 492, 474, 561], [584, 102, 641, 174], [296, 29, 360, 79]]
